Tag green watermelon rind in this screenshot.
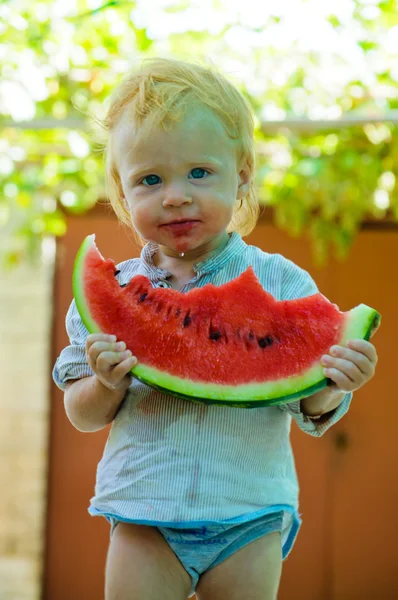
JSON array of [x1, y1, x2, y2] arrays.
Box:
[[73, 234, 381, 408], [73, 234, 101, 335]]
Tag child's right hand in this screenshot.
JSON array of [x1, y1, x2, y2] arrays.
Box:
[[85, 333, 137, 392]]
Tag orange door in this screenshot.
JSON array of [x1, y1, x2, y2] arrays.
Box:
[[328, 230, 398, 600]]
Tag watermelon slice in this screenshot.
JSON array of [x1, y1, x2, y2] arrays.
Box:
[[72, 234, 381, 408]]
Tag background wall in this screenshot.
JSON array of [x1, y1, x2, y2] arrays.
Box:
[[0, 256, 54, 600]]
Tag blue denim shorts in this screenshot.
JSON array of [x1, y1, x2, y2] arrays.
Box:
[[110, 510, 283, 598]]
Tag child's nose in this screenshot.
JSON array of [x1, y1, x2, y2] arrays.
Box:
[[162, 187, 193, 206]]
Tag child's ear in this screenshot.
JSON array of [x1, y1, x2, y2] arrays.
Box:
[[237, 163, 251, 198]]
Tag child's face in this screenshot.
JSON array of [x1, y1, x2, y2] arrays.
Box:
[[113, 106, 250, 257]]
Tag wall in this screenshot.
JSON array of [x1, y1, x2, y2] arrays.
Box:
[[0, 252, 54, 600]]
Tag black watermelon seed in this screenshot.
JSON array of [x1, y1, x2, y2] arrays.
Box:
[[258, 336, 273, 348], [175, 308, 181, 317], [209, 331, 222, 341], [138, 293, 148, 302], [248, 331, 255, 340], [114, 269, 121, 276], [183, 315, 191, 328], [120, 283, 127, 288]]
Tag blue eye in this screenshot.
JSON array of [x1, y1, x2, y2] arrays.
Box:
[[140, 168, 209, 186], [141, 174, 161, 186], [190, 168, 208, 179]]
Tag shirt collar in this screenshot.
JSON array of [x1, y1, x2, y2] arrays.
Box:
[[140, 231, 247, 279]]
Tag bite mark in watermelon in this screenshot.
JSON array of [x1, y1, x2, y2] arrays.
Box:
[[73, 234, 381, 408]]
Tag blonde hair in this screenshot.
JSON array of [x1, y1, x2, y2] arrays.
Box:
[[97, 57, 260, 246]]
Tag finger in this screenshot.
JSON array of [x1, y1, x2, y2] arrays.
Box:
[[325, 348, 374, 376], [322, 357, 363, 382], [111, 355, 137, 378], [328, 342, 377, 367], [86, 333, 116, 351], [87, 340, 127, 364], [96, 349, 132, 370], [345, 339, 378, 364], [99, 355, 137, 390], [323, 368, 354, 392]]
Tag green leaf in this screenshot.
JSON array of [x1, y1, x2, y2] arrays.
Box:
[[133, 27, 153, 52], [358, 40, 378, 52], [327, 15, 342, 28]]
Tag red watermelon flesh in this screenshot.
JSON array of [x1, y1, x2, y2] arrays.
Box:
[[73, 234, 380, 407]]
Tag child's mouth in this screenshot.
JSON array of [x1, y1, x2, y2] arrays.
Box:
[[161, 220, 199, 234]]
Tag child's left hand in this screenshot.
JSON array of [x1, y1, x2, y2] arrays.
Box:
[[321, 336, 379, 393]]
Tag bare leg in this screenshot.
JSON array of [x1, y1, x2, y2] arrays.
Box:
[[196, 531, 282, 600], [105, 522, 192, 600]]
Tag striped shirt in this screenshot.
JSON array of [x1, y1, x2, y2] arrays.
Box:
[[53, 231, 351, 558]]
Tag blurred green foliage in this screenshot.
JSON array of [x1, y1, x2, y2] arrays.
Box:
[[1, 0, 397, 268], [256, 122, 398, 265]]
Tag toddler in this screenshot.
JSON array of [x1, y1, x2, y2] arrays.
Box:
[[53, 57, 378, 600]]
